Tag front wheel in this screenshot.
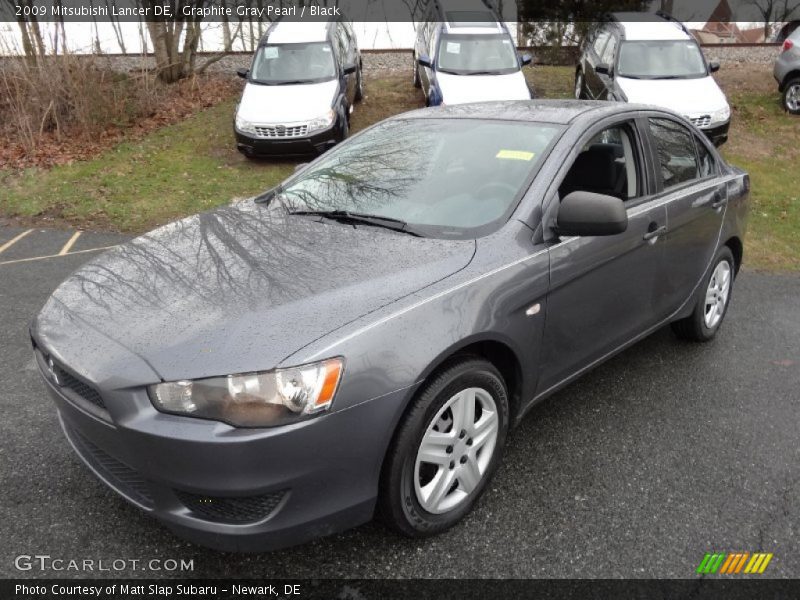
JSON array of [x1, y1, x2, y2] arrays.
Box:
[[379, 357, 509, 537], [354, 67, 364, 102], [671, 246, 735, 342], [575, 71, 585, 99], [783, 77, 800, 114]]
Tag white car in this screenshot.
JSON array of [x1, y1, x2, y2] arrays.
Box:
[[234, 19, 363, 157], [412, 0, 533, 106], [575, 12, 731, 146]]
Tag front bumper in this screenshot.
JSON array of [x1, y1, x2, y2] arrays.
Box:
[[700, 120, 730, 147], [34, 347, 410, 552], [234, 121, 341, 158]]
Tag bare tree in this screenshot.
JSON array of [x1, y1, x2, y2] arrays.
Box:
[[747, 0, 800, 40]]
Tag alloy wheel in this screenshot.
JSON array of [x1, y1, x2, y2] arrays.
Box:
[[704, 260, 732, 329], [414, 387, 499, 514], [785, 83, 800, 112]]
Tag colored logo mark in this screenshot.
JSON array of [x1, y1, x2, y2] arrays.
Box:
[[697, 552, 773, 575]]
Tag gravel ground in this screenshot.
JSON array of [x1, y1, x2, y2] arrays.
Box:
[[32, 45, 779, 78]]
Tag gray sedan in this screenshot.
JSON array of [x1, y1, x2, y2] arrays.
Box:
[[31, 101, 749, 551]]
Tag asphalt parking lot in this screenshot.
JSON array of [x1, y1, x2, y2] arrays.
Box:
[[1, 225, 798, 579]]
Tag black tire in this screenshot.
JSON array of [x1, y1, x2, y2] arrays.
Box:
[[671, 246, 735, 342], [575, 70, 586, 99], [412, 58, 421, 89], [379, 356, 510, 537], [782, 77, 800, 115], [338, 111, 349, 143], [354, 67, 364, 103]]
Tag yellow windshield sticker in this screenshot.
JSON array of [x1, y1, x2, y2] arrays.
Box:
[[496, 150, 535, 161]]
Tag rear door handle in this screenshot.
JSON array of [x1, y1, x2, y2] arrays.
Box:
[[643, 225, 667, 241]]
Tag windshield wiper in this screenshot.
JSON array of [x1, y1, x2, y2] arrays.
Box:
[[289, 210, 421, 236], [465, 70, 504, 76]]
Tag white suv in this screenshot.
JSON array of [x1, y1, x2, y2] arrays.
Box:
[[575, 12, 731, 146]]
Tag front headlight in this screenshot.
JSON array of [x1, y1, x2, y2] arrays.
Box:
[[710, 105, 731, 125], [307, 109, 335, 133], [235, 113, 257, 134], [148, 358, 343, 428]]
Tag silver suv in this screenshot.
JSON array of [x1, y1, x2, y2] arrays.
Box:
[[774, 27, 800, 114]]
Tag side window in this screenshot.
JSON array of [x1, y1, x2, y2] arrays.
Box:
[[558, 123, 641, 202], [649, 118, 700, 189], [592, 30, 610, 57], [694, 136, 717, 178], [600, 35, 617, 66], [336, 25, 349, 62]]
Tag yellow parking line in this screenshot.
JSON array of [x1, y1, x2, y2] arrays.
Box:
[[0, 245, 118, 266], [58, 231, 82, 255], [0, 229, 33, 254]]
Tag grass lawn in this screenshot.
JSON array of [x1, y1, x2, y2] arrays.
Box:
[[0, 66, 797, 271]]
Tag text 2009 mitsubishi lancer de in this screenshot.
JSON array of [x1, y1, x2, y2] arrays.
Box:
[[32, 100, 749, 551]]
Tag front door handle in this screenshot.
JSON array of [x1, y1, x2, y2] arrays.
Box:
[[711, 197, 727, 210], [643, 225, 667, 242]]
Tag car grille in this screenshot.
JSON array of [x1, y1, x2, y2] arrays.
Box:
[[52, 362, 107, 411], [690, 115, 711, 128], [253, 124, 308, 139], [63, 421, 154, 508], [175, 489, 287, 524]]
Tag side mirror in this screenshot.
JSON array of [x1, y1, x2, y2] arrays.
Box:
[[519, 53, 533, 66], [237, 68, 249, 79], [709, 61, 720, 73], [556, 191, 628, 237], [417, 54, 433, 69], [294, 162, 308, 173], [343, 63, 357, 75], [595, 63, 611, 76]]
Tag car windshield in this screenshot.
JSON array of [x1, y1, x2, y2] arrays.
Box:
[[436, 34, 520, 74], [250, 42, 336, 84], [274, 118, 561, 238], [617, 40, 708, 79]]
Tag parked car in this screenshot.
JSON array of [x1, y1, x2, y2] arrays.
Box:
[[413, 0, 532, 105], [32, 101, 748, 552], [233, 18, 363, 157], [774, 26, 800, 115], [575, 12, 731, 146]]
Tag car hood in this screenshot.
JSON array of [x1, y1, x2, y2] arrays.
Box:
[[34, 201, 475, 384], [616, 75, 728, 118], [237, 79, 338, 123], [436, 71, 531, 105]]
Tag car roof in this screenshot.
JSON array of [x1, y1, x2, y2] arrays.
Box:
[[436, 0, 505, 35], [393, 99, 660, 126], [611, 12, 692, 41], [266, 21, 331, 44]]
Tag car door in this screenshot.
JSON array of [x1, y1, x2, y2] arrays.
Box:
[[536, 117, 668, 394], [336, 24, 356, 105], [646, 117, 728, 314], [595, 32, 618, 100], [585, 28, 611, 99]]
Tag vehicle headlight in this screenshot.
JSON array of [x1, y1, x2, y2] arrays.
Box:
[[148, 358, 343, 428], [710, 105, 731, 124], [235, 113, 257, 134], [307, 109, 335, 133]]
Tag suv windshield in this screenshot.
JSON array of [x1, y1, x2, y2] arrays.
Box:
[[250, 42, 336, 84], [436, 34, 520, 74], [617, 40, 708, 79], [273, 118, 561, 239]]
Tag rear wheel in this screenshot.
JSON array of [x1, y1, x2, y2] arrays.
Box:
[[379, 357, 509, 537], [783, 77, 800, 114], [412, 56, 421, 89], [671, 246, 735, 342]]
